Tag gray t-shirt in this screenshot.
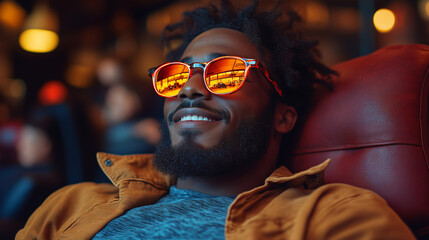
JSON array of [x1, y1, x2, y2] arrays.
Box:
[[93, 186, 235, 240]]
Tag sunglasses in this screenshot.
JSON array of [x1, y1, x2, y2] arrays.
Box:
[[148, 56, 283, 98]]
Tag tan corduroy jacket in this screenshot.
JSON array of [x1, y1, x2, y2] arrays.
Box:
[[16, 153, 415, 240]]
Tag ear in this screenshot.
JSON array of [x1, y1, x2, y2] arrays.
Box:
[[273, 103, 297, 134]]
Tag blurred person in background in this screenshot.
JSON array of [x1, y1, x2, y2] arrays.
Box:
[[91, 53, 162, 156], [102, 82, 161, 155], [0, 112, 65, 239], [0, 96, 21, 167], [16, 123, 57, 167]]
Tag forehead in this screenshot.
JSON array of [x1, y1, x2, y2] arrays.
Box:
[[181, 28, 261, 62]]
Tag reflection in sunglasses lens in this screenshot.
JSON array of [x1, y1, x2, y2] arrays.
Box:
[[205, 58, 246, 94], [156, 64, 189, 97]]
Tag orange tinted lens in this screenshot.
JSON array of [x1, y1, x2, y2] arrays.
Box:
[[205, 58, 246, 94], [155, 63, 189, 97]]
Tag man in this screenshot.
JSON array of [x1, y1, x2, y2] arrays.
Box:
[[17, 0, 415, 239]]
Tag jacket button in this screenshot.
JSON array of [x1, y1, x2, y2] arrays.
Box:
[[104, 159, 112, 166]]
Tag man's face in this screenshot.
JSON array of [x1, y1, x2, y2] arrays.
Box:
[[165, 28, 275, 149], [155, 28, 279, 177]]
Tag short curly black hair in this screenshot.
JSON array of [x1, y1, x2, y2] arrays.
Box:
[[160, 0, 336, 117]]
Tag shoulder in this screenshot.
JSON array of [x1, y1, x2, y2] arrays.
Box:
[[305, 183, 416, 239], [303, 183, 393, 221], [51, 181, 118, 200], [309, 183, 387, 205], [16, 182, 118, 240], [38, 182, 118, 213]]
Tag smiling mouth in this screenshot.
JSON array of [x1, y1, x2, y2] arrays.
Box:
[[179, 115, 214, 122], [172, 107, 226, 125], [168, 100, 230, 125], [173, 110, 222, 123]]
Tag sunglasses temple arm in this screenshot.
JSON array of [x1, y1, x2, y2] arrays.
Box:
[[148, 67, 156, 77], [257, 66, 284, 97]]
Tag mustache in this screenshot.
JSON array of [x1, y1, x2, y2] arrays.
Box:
[[167, 100, 230, 123]]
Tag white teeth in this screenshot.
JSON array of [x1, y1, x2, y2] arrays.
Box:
[[180, 115, 213, 122]]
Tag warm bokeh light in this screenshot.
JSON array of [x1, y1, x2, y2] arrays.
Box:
[[0, 0, 26, 30], [427, 1, 429, 17], [38, 81, 67, 105], [19, 29, 59, 53], [7, 79, 26, 100], [418, 0, 429, 20], [373, 9, 396, 33], [305, 1, 330, 29], [332, 8, 360, 32], [65, 65, 94, 88], [145, 1, 207, 36], [65, 49, 99, 88], [146, 8, 172, 36]]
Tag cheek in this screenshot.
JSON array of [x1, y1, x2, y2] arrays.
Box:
[[225, 86, 273, 121], [163, 99, 175, 123]]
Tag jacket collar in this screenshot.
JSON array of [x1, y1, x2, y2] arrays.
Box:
[[265, 159, 329, 189], [96, 152, 175, 190], [97, 152, 329, 191]]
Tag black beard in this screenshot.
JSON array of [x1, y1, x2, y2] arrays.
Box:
[[154, 107, 274, 179]]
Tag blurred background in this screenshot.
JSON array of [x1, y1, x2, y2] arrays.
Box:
[[0, 0, 428, 238]]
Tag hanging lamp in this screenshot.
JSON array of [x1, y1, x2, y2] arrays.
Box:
[[19, 1, 59, 53]]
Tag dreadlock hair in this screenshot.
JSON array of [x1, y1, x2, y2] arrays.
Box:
[[160, 0, 336, 118]]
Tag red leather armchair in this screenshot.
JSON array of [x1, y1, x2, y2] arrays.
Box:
[[288, 44, 429, 238]]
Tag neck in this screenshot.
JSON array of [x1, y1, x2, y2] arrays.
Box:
[[176, 136, 280, 196]]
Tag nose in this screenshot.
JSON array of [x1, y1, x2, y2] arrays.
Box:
[[177, 68, 210, 100]]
